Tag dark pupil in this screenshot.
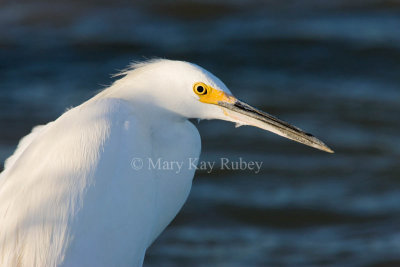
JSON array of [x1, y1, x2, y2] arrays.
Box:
[[197, 86, 205, 93]]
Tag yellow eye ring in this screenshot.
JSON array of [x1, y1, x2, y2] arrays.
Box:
[[193, 82, 209, 96]]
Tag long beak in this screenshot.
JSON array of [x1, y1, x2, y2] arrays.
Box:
[[218, 99, 334, 153]]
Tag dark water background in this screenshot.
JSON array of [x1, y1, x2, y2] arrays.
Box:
[[1, 0, 400, 266]]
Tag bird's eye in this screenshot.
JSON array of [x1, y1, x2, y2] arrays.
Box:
[[194, 83, 208, 95], [196, 86, 205, 94]]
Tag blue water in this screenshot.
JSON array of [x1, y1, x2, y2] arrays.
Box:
[[1, 1, 400, 266]]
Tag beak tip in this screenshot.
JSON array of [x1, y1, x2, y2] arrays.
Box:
[[318, 143, 334, 154], [310, 136, 334, 154], [324, 147, 335, 154]]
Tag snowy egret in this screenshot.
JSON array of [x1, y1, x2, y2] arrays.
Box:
[[0, 59, 333, 267]]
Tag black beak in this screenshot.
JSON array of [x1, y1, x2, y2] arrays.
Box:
[[218, 100, 334, 153]]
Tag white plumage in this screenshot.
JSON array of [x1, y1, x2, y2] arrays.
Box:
[[0, 59, 332, 267]]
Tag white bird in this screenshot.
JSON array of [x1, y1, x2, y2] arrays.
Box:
[[0, 59, 333, 267]]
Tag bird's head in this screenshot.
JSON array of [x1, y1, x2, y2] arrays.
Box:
[[109, 59, 333, 153]]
